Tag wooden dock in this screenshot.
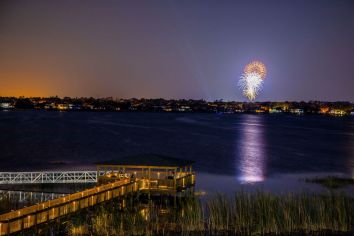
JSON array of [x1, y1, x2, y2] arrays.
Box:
[[0, 173, 195, 235]]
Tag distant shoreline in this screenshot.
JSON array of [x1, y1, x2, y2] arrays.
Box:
[[1, 97, 353, 116]]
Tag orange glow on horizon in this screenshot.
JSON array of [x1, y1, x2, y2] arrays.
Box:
[[0, 72, 55, 97]]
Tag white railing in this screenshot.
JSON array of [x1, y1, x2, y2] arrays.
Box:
[[0, 171, 103, 184]]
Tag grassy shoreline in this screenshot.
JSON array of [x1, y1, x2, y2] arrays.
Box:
[[61, 191, 353, 235]]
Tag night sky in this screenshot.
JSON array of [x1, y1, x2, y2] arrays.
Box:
[[0, 0, 353, 101]]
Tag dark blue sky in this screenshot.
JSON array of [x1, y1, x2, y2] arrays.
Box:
[[0, 0, 353, 101]]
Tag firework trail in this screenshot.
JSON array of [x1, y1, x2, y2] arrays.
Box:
[[239, 61, 267, 101]]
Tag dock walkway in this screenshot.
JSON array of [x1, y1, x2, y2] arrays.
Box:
[[0, 172, 195, 235]]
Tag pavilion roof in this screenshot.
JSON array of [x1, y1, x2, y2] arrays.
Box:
[[95, 154, 194, 168]]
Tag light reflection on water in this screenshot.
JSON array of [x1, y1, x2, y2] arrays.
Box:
[[237, 115, 266, 183]]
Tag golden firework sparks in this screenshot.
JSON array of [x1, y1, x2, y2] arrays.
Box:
[[244, 61, 267, 80]]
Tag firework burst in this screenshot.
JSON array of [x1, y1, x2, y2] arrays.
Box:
[[239, 61, 267, 101]]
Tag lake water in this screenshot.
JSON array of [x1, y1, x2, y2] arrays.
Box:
[[0, 111, 353, 195]]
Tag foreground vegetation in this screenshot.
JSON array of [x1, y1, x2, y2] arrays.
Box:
[[63, 191, 353, 235]]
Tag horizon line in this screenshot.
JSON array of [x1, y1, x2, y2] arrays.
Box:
[[0, 95, 353, 103]]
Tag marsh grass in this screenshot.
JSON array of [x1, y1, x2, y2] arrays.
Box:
[[62, 192, 353, 235], [305, 176, 354, 189], [176, 195, 205, 233], [212, 191, 353, 234]]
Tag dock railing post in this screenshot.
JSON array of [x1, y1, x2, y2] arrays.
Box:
[[6, 219, 10, 236], [148, 168, 151, 200]]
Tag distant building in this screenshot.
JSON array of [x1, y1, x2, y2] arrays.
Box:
[[57, 104, 69, 110], [269, 108, 283, 113], [163, 106, 172, 112], [260, 106, 269, 112], [319, 106, 330, 114], [255, 109, 266, 113], [44, 103, 56, 109], [68, 104, 82, 110], [83, 103, 94, 110], [178, 105, 191, 112], [329, 109, 346, 116], [290, 108, 304, 114], [0, 102, 14, 109]]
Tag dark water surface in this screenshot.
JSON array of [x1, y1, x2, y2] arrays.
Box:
[[0, 111, 353, 194]]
